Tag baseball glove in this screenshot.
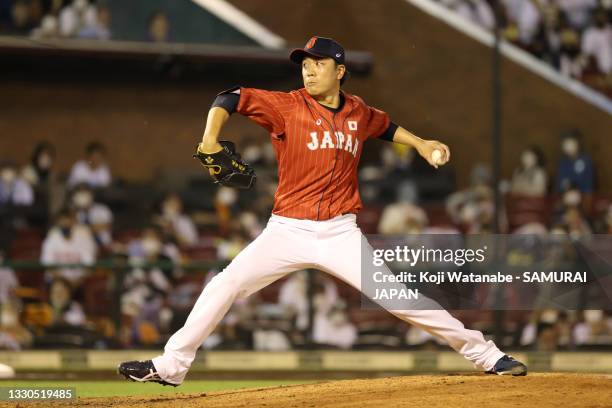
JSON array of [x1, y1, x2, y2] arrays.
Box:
[[193, 140, 256, 189]]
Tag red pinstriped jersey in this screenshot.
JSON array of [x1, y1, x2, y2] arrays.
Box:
[[237, 87, 390, 221]]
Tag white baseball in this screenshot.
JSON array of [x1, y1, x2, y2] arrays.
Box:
[[431, 149, 443, 165]]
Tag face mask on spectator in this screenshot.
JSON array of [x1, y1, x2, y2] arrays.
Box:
[[521, 151, 537, 169], [73, 191, 93, 208], [563, 190, 581, 207], [59, 226, 72, 239], [562, 138, 579, 156], [141, 238, 161, 256], [0, 168, 16, 184]]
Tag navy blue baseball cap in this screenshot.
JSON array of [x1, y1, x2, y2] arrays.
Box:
[[290, 36, 346, 65]]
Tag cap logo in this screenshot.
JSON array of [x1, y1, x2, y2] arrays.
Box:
[[336, 53, 341, 58], [306, 37, 317, 49]]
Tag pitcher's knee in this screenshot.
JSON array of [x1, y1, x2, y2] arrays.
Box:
[[207, 269, 249, 297]]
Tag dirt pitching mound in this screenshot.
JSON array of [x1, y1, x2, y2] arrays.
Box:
[[6, 373, 612, 408]]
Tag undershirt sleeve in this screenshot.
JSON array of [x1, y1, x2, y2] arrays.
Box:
[[211, 88, 240, 114], [378, 122, 399, 142]]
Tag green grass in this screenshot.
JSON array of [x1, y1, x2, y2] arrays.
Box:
[[0, 380, 313, 397]]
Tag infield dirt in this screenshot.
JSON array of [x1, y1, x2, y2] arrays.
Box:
[[3, 373, 611, 408]]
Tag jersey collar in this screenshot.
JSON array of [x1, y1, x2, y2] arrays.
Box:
[[298, 88, 353, 117]]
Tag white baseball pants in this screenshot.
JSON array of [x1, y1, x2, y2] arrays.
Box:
[[153, 214, 504, 384]]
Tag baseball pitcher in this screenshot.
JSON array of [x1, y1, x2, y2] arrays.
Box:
[[119, 36, 527, 386]]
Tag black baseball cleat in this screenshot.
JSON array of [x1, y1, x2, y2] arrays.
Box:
[[486, 355, 528, 376], [117, 360, 179, 387]]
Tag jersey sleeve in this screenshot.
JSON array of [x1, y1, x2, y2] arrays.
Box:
[[236, 87, 293, 138], [364, 105, 391, 139]]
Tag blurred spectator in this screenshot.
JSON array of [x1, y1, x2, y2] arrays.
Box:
[[558, 0, 598, 30], [69, 183, 113, 248], [153, 192, 198, 248], [440, 0, 611, 91], [0, 161, 34, 247], [378, 185, 428, 234], [0, 250, 30, 350], [0, 316, 26, 351], [216, 231, 247, 261], [22, 141, 56, 189], [466, 0, 495, 30], [40, 208, 96, 285], [147, 10, 169, 43], [580, 8, 612, 75], [126, 227, 178, 266], [47, 277, 86, 326], [442, 0, 494, 29], [520, 309, 571, 350], [76, 3, 110, 40], [563, 205, 592, 238], [0, 302, 33, 350], [510, 146, 548, 196], [214, 186, 238, 235], [594, 203, 612, 233], [67, 142, 112, 189], [278, 271, 338, 334], [0, 251, 17, 306], [21, 141, 63, 221], [312, 298, 357, 349], [446, 163, 495, 232], [30, 13, 59, 38], [237, 211, 263, 240], [278, 272, 309, 332], [58, 0, 96, 37], [8, 0, 36, 34], [556, 130, 594, 194], [121, 227, 178, 346], [505, 0, 541, 45], [552, 185, 593, 238], [0, 161, 34, 207], [573, 309, 612, 345], [555, 184, 582, 212], [558, 12, 584, 78]]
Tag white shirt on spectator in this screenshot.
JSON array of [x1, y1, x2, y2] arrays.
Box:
[[501, 0, 541, 43], [76, 203, 113, 225], [0, 179, 34, 206], [68, 160, 111, 188], [581, 25, 612, 74], [558, 0, 597, 29], [473, 0, 495, 30], [378, 202, 428, 235], [62, 302, 86, 326], [169, 215, 198, 247], [59, 1, 97, 37], [517, 0, 541, 44], [0, 267, 18, 304], [41, 225, 97, 283], [511, 167, 548, 196]]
